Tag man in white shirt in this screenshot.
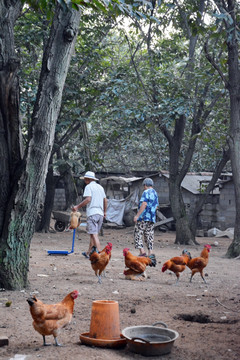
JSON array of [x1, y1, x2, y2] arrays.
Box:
[[72, 171, 107, 258]]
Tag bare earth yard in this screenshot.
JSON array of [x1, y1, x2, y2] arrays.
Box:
[[0, 225, 239, 360]]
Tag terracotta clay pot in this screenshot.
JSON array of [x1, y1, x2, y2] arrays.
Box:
[[89, 300, 121, 340]]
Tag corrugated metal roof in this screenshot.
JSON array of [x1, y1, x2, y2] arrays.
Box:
[[162, 173, 220, 194], [182, 174, 220, 194], [100, 172, 221, 194], [100, 176, 143, 185]]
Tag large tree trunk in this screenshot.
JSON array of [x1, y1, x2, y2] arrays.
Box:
[[168, 180, 196, 245], [162, 114, 197, 245], [0, 3, 81, 289], [225, 0, 240, 257], [0, 1, 23, 234]]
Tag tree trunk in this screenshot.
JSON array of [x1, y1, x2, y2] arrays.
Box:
[[35, 157, 56, 233], [0, 1, 23, 234], [63, 170, 78, 210], [164, 115, 197, 245], [225, 0, 240, 257], [82, 121, 92, 169], [0, 3, 81, 289], [168, 179, 196, 245]]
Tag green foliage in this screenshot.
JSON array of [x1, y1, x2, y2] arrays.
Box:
[[17, 0, 231, 175], [21, 0, 161, 21]]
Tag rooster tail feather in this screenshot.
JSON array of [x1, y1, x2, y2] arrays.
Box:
[[182, 249, 192, 259], [27, 296, 37, 306], [90, 246, 98, 256], [27, 298, 34, 306], [148, 254, 156, 267]]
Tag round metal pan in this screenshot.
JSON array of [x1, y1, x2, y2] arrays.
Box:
[[122, 321, 179, 357]]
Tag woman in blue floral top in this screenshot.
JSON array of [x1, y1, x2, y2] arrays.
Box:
[[134, 178, 159, 256]]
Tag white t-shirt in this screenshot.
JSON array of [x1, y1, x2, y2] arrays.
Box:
[[83, 181, 106, 217]]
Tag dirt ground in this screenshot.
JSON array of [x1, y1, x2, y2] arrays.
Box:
[[0, 223, 240, 360]]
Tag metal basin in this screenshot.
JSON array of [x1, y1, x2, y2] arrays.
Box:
[[122, 322, 179, 357]]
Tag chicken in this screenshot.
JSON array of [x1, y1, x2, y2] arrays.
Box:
[[99, 242, 112, 277], [89, 244, 112, 284], [70, 211, 81, 229], [161, 251, 191, 284], [27, 290, 79, 346], [183, 244, 211, 283], [123, 248, 156, 281]]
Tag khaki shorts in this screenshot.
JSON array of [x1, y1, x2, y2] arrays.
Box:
[[86, 214, 103, 234]]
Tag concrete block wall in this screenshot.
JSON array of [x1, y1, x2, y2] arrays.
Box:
[[53, 189, 66, 210], [219, 183, 235, 207], [145, 177, 235, 230], [197, 198, 219, 229], [218, 182, 235, 228], [155, 177, 169, 204]]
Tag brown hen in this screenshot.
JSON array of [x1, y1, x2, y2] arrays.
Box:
[[27, 290, 79, 346]]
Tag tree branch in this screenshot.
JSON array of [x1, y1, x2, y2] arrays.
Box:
[[204, 39, 229, 88], [125, 34, 152, 102], [157, 119, 173, 145]]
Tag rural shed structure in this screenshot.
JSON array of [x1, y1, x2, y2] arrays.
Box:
[[98, 171, 236, 231], [99, 176, 142, 226], [157, 171, 235, 231], [53, 171, 235, 231], [100, 175, 143, 200]]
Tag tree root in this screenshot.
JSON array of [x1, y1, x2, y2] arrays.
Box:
[[216, 298, 240, 313]]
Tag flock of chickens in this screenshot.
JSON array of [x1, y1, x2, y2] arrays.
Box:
[[87, 241, 211, 285], [162, 244, 211, 284], [27, 241, 211, 347], [26, 212, 212, 346]]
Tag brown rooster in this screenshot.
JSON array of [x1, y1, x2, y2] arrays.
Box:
[[99, 242, 112, 277], [27, 290, 79, 346], [183, 244, 211, 283], [161, 251, 191, 284], [90, 244, 112, 284], [123, 248, 156, 281]]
